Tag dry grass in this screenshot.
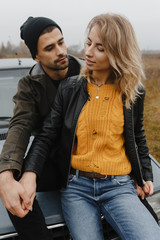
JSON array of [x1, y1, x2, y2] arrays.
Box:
[[142, 54, 160, 162]]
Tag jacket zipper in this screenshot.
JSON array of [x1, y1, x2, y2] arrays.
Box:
[[66, 95, 90, 186]]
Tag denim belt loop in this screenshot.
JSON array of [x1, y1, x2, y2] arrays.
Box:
[[110, 175, 115, 180], [76, 169, 79, 178]]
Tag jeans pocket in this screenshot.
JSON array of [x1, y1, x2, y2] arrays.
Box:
[[112, 175, 133, 186]]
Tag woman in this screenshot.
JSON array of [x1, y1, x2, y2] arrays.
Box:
[[25, 13, 160, 239]]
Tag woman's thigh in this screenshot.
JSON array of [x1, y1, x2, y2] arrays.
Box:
[[101, 175, 160, 240], [60, 175, 104, 240]]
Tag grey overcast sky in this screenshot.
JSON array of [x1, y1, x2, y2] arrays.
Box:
[[1, 0, 160, 50]]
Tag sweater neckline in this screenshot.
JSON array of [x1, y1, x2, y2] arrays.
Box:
[[87, 82, 115, 100]]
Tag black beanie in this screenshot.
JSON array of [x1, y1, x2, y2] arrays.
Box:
[[20, 16, 62, 59]]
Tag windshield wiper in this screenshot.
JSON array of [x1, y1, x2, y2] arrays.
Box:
[[0, 117, 11, 120]]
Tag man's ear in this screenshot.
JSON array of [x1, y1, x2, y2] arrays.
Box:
[[34, 55, 39, 62]]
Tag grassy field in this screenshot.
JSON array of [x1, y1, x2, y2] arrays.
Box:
[[142, 54, 160, 163]]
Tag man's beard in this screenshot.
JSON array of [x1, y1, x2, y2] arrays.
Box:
[[51, 54, 69, 70]]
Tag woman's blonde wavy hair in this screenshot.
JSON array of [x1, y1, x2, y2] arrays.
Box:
[[81, 13, 145, 109]]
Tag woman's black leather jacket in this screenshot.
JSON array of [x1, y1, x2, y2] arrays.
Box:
[[25, 76, 153, 188]]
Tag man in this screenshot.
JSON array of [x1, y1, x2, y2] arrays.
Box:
[[0, 16, 82, 240]]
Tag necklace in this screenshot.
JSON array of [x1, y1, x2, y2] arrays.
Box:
[[95, 84, 103, 99], [88, 76, 113, 99], [90, 80, 104, 99]]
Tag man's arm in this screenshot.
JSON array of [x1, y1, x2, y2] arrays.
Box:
[[0, 77, 39, 175], [0, 77, 39, 216]]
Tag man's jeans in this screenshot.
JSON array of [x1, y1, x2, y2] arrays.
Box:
[[61, 173, 160, 240]]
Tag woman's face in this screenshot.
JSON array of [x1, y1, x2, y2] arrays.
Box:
[[85, 25, 111, 74]]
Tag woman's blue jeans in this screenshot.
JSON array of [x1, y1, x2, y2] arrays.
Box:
[[60, 172, 160, 240]]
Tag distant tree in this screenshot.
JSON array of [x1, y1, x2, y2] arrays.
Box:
[[5, 41, 13, 54], [0, 41, 31, 58], [67, 44, 84, 58], [0, 43, 6, 58], [0, 41, 84, 59], [16, 41, 31, 58]]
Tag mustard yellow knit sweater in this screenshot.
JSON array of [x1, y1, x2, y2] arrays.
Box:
[[71, 82, 132, 175]]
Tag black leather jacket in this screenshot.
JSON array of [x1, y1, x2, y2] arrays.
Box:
[[25, 76, 153, 188]]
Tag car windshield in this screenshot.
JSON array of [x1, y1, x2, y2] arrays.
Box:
[[0, 58, 35, 128], [0, 68, 30, 118]]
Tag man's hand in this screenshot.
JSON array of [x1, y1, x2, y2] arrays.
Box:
[[19, 171, 37, 209], [0, 170, 32, 217]]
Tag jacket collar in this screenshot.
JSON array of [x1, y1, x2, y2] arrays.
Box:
[[29, 62, 44, 77]]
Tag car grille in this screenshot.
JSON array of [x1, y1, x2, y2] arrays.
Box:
[[0, 128, 8, 140], [0, 132, 7, 140]]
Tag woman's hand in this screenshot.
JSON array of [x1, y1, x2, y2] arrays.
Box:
[[143, 180, 154, 196], [19, 171, 37, 210], [136, 182, 145, 199], [135, 180, 154, 199]]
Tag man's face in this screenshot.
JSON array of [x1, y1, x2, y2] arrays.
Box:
[[35, 28, 68, 71]]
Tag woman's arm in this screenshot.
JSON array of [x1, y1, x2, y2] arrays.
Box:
[[23, 82, 64, 178], [134, 87, 153, 182]]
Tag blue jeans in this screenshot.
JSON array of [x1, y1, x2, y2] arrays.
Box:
[[60, 173, 160, 240]]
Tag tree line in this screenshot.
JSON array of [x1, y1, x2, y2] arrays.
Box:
[[0, 41, 84, 59]]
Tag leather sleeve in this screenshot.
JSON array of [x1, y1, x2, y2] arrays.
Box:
[[23, 82, 64, 177], [134, 88, 153, 181]]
